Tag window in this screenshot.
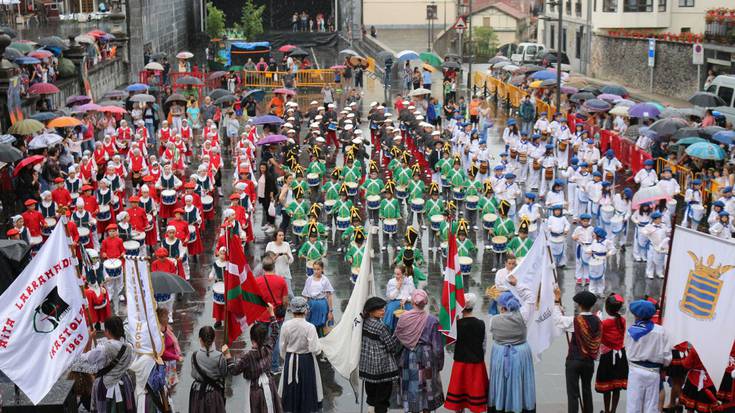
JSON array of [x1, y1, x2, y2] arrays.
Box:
[[678, 0, 694, 6], [603, 0, 617, 11], [566, 0, 571, 14], [717, 87, 734, 107], [575, 0, 582, 16], [562, 28, 568, 52], [483, 16, 491, 26], [550, 24, 556, 48], [624, 0, 652, 12], [526, 46, 538, 56], [575, 27, 583, 58], [658, 0, 666, 12]]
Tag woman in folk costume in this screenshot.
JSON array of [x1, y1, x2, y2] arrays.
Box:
[[183, 194, 204, 257], [445, 293, 488, 413], [383, 263, 416, 332], [70, 316, 136, 413], [279, 297, 324, 413], [596, 294, 628, 413], [394, 289, 445, 412], [189, 326, 227, 413], [225, 304, 283, 413], [716, 342, 735, 408], [301, 259, 334, 337], [680, 347, 720, 413]]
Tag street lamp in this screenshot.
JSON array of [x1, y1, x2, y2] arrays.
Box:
[[547, 0, 563, 110]]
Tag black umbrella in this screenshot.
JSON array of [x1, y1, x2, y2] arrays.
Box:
[[700, 126, 727, 138], [214, 94, 237, 106], [688, 92, 725, 107], [0, 240, 30, 295], [38, 36, 69, 50], [165, 93, 187, 104], [288, 48, 309, 58], [3, 47, 22, 61], [0, 26, 17, 38], [569, 92, 596, 103], [208, 88, 230, 100], [623, 124, 642, 139], [102, 90, 128, 99], [579, 86, 600, 96], [441, 61, 461, 70], [30, 112, 59, 121], [150, 52, 166, 60], [151, 271, 195, 294], [648, 117, 690, 137], [175, 75, 204, 86], [671, 127, 703, 141], [0, 144, 23, 163], [377, 50, 395, 64]]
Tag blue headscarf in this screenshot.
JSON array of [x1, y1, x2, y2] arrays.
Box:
[[627, 300, 656, 341], [498, 291, 521, 312]]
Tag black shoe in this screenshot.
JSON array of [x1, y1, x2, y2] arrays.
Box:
[[214, 321, 222, 329]]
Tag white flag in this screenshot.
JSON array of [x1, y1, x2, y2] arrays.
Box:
[[0, 224, 89, 404], [663, 226, 735, 388], [510, 229, 562, 361], [320, 224, 375, 378], [124, 258, 163, 356]]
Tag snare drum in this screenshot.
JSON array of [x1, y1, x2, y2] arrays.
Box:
[[351, 267, 360, 283], [132, 231, 146, 242], [430, 215, 445, 231], [366, 195, 381, 210], [465, 196, 479, 210], [690, 204, 704, 222], [452, 188, 465, 201], [459, 256, 473, 274], [124, 240, 140, 256], [187, 224, 197, 243], [532, 160, 541, 170], [78, 227, 90, 245], [383, 218, 398, 234], [441, 242, 448, 258], [103, 259, 122, 278], [666, 199, 677, 216], [292, 219, 307, 235], [213, 282, 225, 305], [306, 260, 315, 277], [492, 236, 508, 253], [396, 185, 408, 199], [30, 236, 43, 255], [483, 213, 498, 231], [411, 198, 425, 213], [346, 182, 358, 197], [441, 177, 449, 188], [43, 217, 57, 237], [324, 199, 337, 214], [201, 195, 214, 212], [161, 189, 177, 205], [558, 140, 568, 151], [97, 205, 111, 222], [600, 205, 615, 224], [307, 173, 320, 187], [337, 217, 350, 231], [518, 153, 528, 164], [610, 215, 624, 234]]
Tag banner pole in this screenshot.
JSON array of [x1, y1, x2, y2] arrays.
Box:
[[223, 227, 230, 345], [659, 214, 678, 321]]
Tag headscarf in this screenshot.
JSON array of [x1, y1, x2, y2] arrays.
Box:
[[628, 300, 655, 341], [464, 293, 477, 311], [498, 291, 521, 312], [394, 290, 430, 350]]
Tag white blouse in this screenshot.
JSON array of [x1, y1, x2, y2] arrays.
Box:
[[386, 277, 415, 301], [265, 241, 293, 279], [302, 276, 334, 299], [280, 317, 321, 356]]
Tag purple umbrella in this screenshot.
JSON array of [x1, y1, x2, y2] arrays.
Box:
[[256, 134, 288, 146], [582, 98, 612, 113], [629, 103, 660, 118], [251, 115, 285, 125], [560, 86, 578, 95], [76, 102, 102, 112], [597, 93, 622, 102], [66, 95, 92, 107]]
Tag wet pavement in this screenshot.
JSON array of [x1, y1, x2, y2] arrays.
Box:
[[161, 79, 663, 413]]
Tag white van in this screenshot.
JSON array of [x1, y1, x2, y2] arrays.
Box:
[[511, 43, 545, 65], [705, 75, 735, 124]]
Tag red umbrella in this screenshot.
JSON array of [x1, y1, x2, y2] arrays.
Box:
[[13, 155, 45, 176], [87, 29, 107, 38], [278, 44, 296, 53], [28, 50, 53, 59], [273, 88, 296, 96], [28, 82, 60, 95], [100, 106, 127, 114]]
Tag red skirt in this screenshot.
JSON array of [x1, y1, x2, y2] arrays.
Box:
[[718, 372, 734, 403], [203, 193, 216, 221], [145, 221, 159, 246], [187, 226, 204, 255], [681, 378, 719, 412], [212, 302, 225, 322], [445, 361, 489, 413], [159, 203, 176, 219]]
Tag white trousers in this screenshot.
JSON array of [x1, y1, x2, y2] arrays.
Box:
[[626, 365, 660, 413]]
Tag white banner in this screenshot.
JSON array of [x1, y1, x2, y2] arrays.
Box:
[[124, 258, 163, 357], [320, 224, 375, 378], [663, 226, 735, 388], [511, 229, 562, 361], [0, 224, 88, 404]]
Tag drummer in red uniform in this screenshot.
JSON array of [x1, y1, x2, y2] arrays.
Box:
[[84, 250, 111, 331], [100, 224, 125, 314], [51, 177, 73, 207], [151, 247, 178, 322], [21, 199, 46, 238]]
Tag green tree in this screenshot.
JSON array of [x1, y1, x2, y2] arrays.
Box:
[[206, 2, 226, 39], [472, 26, 499, 57], [237, 0, 265, 40]]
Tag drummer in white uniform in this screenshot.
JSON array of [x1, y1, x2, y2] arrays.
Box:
[[657, 168, 681, 197], [545, 179, 566, 209], [718, 186, 735, 216], [633, 159, 658, 188], [631, 202, 653, 262], [682, 179, 704, 229], [562, 157, 580, 218], [516, 192, 541, 238], [572, 213, 595, 285], [554, 118, 572, 169], [709, 211, 735, 240], [585, 227, 616, 296], [641, 212, 670, 279], [611, 188, 633, 248], [707, 201, 726, 227], [546, 205, 571, 267], [597, 149, 623, 186]]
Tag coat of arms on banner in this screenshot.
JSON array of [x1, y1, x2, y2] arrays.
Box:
[[680, 252, 734, 320]]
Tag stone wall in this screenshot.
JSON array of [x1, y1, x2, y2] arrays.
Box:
[[590, 34, 698, 101]]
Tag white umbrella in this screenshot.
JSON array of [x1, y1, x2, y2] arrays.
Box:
[[176, 51, 193, 59], [409, 88, 432, 97], [129, 94, 155, 103], [144, 62, 164, 71], [609, 106, 629, 117], [75, 34, 95, 44], [29, 133, 63, 150]]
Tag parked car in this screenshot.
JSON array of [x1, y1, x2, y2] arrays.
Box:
[[705, 75, 735, 125], [510, 43, 546, 65], [537, 50, 570, 67]]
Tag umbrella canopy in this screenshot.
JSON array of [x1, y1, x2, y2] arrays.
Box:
[[569, 92, 596, 103], [597, 93, 622, 102], [0, 26, 17, 38], [75, 34, 95, 44], [672, 127, 704, 141], [28, 50, 53, 59], [614, 99, 636, 107], [377, 50, 395, 63], [241, 89, 265, 101], [686, 141, 726, 160], [144, 62, 164, 71], [582, 99, 612, 113], [256, 134, 288, 145], [675, 137, 707, 146], [409, 88, 432, 97], [688, 92, 725, 107], [509, 75, 526, 86], [129, 94, 156, 103], [0, 135, 16, 144], [330, 64, 347, 69], [712, 130, 735, 145], [600, 85, 628, 96], [501, 64, 519, 72], [29, 132, 63, 149], [228, 66, 242, 72], [150, 52, 166, 60], [348, 56, 368, 67], [441, 61, 461, 70], [75, 103, 102, 112], [13, 155, 45, 176], [339, 49, 359, 56], [659, 107, 683, 119], [65, 95, 92, 106], [102, 90, 128, 99], [623, 124, 642, 139], [396, 50, 419, 61], [419, 51, 442, 67], [8, 119, 44, 135], [278, 44, 296, 53], [3, 47, 23, 61], [48, 116, 82, 128], [30, 112, 59, 121], [529, 80, 543, 88], [214, 95, 237, 106], [632, 186, 672, 209], [126, 83, 149, 92], [207, 71, 228, 80], [164, 93, 187, 104], [14, 56, 41, 65], [288, 48, 309, 58], [421, 63, 436, 73], [99, 106, 127, 114], [207, 89, 230, 100], [540, 78, 557, 88], [8, 42, 33, 53], [0, 144, 23, 163], [175, 76, 204, 86], [28, 82, 59, 95], [560, 86, 578, 95], [251, 115, 285, 126], [648, 117, 689, 137], [677, 107, 705, 119], [517, 64, 545, 73], [273, 88, 296, 96], [151, 271, 195, 294], [38, 36, 68, 49], [176, 51, 193, 59], [628, 103, 660, 118], [530, 70, 556, 80], [700, 126, 727, 138], [488, 56, 509, 65]]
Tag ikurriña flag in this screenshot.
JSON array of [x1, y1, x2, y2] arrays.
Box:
[[225, 231, 267, 345], [439, 227, 465, 343]]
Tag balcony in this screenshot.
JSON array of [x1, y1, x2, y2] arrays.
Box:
[[704, 9, 735, 45], [592, 0, 671, 29]]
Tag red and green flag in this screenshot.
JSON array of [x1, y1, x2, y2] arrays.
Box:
[[439, 226, 465, 344], [225, 231, 267, 345]]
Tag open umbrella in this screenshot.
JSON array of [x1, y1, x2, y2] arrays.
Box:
[[517, 64, 545, 74], [30, 112, 59, 121], [648, 117, 689, 137], [419, 51, 442, 67], [597, 93, 622, 102], [288, 48, 309, 58], [582, 99, 612, 113], [529, 80, 543, 88], [628, 103, 660, 118], [677, 107, 705, 119], [9, 42, 33, 53], [712, 131, 735, 145], [28, 50, 53, 59], [126, 83, 149, 92], [273, 88, 296, 96], [659, 107, 683, 119], [207, 71, 228, 80], [8, 119, 44, 135], [228, 66, 242, 72], [99, 99, 125, 107], [330, 64, 347, 70], [672, 127, 703, 141], [87, 29, 107, 37], [0, 26, 17, 38], [396, 50, 419, 61], [65, 95, 92, 106], [421, 63, 437, 73], [339, 49, 359, 56], [441, 61, 461, 70], [348, 56, 368, 67], [176, 51, 193, 59], [29, 132, 63, 149], [129, 94, 155, 103], [13, 155, 46, 176], [614, 99, 635, 107], [501, 64, 519, 72], [488, 56, 508, 65], [3, 47, 23, 61], [675, 137, 707, 146], [76, 103, 102, 112], [540, 78, 557, 88], [700, 126, 727, 138], [608, 105, 630, 117], [686, 141, 726, 160], [14, 56, 41, 65], [632, 185, 672, 209], [75, 34, 95, 44], [688, 92, 725, 107], [278, 44, 297, 53], [150, 52, 166, 60], [256, 134, 288, 145], [28, 82, 59, 95], [530, 70, 555, 80], [38, 36, 68, 49], [560, 86, 578, 95], [509, 75, 526, 86], [569, 92, 596, 103], [175, 76, 204, 86], [0, 144, 23, 163], [99, 106, 127, 114], [214, 95, 237, 106], [144, 62, 164, 71], [48, 116, 82, 128], [0, 135, 16, 144], [251, 115, 285, 126], [208, 89, 230, 100], [165, 93, 187, 104], [409, 88, 432, 97], [241, 89, 265, 102], [600, 85, 628, 97], [151, 271, 195, 294]]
